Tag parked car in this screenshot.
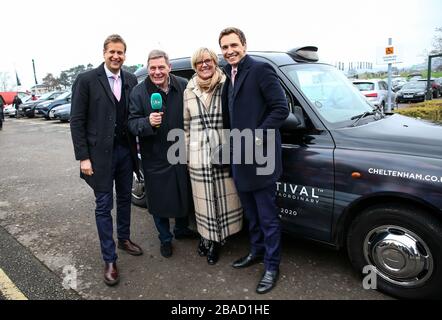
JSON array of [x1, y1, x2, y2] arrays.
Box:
[[132, 47, 442, 299], [396, 81, 432, 103], [3, 104, 17, 117], [392, 78, 407, 92], [19, 90, 66, 118], [352, 79, 396, 111], [3, 95, 33, 117], [408, 74, 423, 81], [52, 103, 71, 122], [34, 91, 71, 119], [417, 79, 441, 98], [0, 91, 31, 105]]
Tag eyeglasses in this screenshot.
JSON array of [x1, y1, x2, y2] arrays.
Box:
[[195, 59, 213, 67]]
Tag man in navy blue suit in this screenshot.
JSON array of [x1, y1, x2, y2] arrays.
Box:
[[219, 27, 289, 294]]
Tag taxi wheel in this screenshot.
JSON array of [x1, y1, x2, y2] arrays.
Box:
[[131, 170, 147, 208], [347, 204, 442, 299]]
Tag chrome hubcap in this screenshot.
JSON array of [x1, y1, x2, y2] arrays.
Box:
[[364, 225, 433, 287]]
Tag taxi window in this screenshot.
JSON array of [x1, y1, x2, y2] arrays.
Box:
[[282, 64, 373, 125]]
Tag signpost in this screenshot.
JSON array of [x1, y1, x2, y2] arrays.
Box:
[[376, 39, 402, 113], [386, 38, 393, 113]]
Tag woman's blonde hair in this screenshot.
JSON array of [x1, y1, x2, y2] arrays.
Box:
[[191, 48, 219, 71]]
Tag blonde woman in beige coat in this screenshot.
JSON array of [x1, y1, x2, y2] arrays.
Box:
[[184, 48, 243, 265]]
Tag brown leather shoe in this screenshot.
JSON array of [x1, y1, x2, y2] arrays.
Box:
[[118, 239, 143, 256], [104, 262, 119, 286]]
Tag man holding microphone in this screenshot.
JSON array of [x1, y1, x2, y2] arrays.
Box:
[[128, 50, 195, 258]]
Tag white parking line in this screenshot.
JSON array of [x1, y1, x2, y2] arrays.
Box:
[[0, 268, 28, 300]]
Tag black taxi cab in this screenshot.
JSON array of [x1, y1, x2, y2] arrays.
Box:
[[132, 47, 442, 299]]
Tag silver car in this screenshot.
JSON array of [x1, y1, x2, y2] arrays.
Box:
[[352, 79, 396, 111]]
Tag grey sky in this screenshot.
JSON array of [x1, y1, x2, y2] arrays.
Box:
[[1, 0, 441, 89]]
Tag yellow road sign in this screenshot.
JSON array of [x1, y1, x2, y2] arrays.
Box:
[[385, 47, 394, 55]]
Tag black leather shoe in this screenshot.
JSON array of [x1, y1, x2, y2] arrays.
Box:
[[207, 242, 219, 265], [118, 239, 143, 256], [160, 242, 172, 258], [104, 262, 119, 286], [197, 237, 208, 257], [256, 269, 279, 294], [232, 253, 263, 269]]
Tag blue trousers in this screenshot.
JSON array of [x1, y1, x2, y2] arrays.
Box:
[[94, 144, 133, 263], [153, 216, 189, 244], [238, 184, 281, 272]]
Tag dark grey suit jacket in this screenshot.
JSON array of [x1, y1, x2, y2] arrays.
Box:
[[70, 63, 138, 192]]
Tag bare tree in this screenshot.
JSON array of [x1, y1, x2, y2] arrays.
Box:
[[42, 73, 60, 90], [430, 27, 442, 71], [0, 72, 12, 91], [59, 71, 70, 89], [64, 65, 86, 87], [122, 65, 140, 74], [431, 27, 442, 54]]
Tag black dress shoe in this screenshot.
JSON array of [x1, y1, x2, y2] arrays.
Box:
[[207, 241, 220, 265], [160, 242, 172, 258], [104, 262, 119, 286], [256, 269, 279, 294], [118, 239, 143, 256], [232, 253, 263, 269], [197, 237, 208, 257]]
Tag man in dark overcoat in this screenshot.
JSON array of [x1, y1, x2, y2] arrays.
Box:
[[70, 34, 143, 286], [219, 27, 289, 294], [12, 95, 22, 118], [128, 50, 195, 258]]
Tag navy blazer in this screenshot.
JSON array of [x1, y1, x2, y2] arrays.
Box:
[[222, 55, 289, 192]]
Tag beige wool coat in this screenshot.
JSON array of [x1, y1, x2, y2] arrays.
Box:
[[183, 74, 243, 242]]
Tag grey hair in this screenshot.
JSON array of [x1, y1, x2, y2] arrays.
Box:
[[148, 49, 170, 65]]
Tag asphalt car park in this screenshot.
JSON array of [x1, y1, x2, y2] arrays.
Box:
[[0, 118, 389, 300]]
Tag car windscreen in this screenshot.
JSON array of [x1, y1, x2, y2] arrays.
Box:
[[38, 92, 57, 100], [55, 91, 71, 100], [353, 82, 375, 91], [21, 95, 33, 103], [281, 64, 373, 125], [402, 82, 426, 90]]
